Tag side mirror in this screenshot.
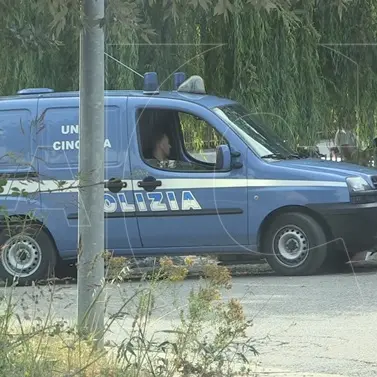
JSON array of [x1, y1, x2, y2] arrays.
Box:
[[215, 144, 232, 170]]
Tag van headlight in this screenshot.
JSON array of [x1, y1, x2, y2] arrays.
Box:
[[346, 176, 372, 192]]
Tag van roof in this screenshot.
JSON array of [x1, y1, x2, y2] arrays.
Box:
[[0, 89, 236, 109]]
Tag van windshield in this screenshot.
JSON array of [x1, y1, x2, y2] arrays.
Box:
[[213, 103, 299, 160]]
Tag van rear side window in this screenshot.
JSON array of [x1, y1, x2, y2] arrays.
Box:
[[0, 109, 33, 168], [38, 106, 123, 169]]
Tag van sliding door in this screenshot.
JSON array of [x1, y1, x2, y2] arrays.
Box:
[[35, 96, 142, 260]]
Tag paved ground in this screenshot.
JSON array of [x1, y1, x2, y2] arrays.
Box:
[[3, 264, 377, 376]]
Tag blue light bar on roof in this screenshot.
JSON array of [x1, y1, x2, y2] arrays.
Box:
[[143, 72, 159, 95], [173, 72, 186, 90]]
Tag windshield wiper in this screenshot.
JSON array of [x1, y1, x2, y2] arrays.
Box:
[[260, 153, 287, 160], [287, 153, 301, 159], [261, 153, 303, 160]]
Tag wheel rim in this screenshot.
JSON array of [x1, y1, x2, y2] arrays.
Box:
[[272, 225, 310, 268], [1, 234, 42, 277]]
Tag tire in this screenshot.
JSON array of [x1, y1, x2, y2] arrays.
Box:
[[321, 246, 351, 273], [54, 259, 77, 279], [0, 223, 57, 285], [261, 212, 328, 276], [217, 254, 261, 265]]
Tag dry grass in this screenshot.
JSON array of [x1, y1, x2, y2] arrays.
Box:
[[0, 257, 258, 377]]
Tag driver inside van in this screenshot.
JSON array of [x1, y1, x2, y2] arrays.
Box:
[[146, 127, 177, 169], [146, 127, 209, 171]]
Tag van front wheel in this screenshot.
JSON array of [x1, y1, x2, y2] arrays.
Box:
[[0, 224, 57, 285], [262, 212, 328, 276]]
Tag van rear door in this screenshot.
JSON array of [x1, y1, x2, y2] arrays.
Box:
[[0, 98, 42, 218], [35, 96, 141, 260]]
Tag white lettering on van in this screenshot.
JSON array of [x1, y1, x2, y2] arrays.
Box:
[[61, 125, 79, 135], [104, 139, 112, 148], [181, 191, 202, 210], [53, 141, 61, 150], [53, 139, 112, 151]]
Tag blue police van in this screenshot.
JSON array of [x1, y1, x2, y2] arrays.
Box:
[[0, 72, 376, 284]]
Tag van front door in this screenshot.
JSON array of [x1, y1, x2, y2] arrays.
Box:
[[127, 97, 249, 254]]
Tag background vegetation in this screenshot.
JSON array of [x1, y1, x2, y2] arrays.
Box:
[[1, 0, 376, 152]]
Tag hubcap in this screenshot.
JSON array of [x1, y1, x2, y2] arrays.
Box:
[[1, 235, 42, 277], [273, 225, 309, 268]]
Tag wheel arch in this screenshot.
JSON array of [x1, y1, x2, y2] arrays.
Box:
[[0, 213, 60, 260], [257, 205, 334, 251]]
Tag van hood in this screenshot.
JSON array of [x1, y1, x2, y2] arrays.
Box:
[[271, 158, 377, 182]]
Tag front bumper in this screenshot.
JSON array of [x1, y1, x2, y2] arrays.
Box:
[[307, 199, 377, 255]]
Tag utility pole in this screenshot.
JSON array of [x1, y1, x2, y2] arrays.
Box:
[[77, 0, 105, 349]]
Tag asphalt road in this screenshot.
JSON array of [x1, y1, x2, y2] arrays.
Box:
[[4, 265, 377, 377]]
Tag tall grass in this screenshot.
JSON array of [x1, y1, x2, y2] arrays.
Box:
[[0, 256, 258, 377]]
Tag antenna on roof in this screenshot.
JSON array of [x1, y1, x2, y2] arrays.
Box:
[[104, 52, 144, 78], [105, 52, 161, 95], [177, 75, 206, 94]]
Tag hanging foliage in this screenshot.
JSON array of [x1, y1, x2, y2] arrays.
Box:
[[0, 0, 377, 151]]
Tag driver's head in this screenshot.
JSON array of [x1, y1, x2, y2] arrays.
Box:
[[153, 128, 171, 161]]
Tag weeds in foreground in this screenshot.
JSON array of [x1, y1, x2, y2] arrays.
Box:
[[0, 256, 258, 377]]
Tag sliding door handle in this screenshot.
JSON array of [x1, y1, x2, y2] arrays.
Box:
[[105, 178, 127, 193], [137, 176, 162, 192]]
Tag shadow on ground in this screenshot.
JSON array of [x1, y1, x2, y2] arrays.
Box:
[[48, 257, 377, 286]]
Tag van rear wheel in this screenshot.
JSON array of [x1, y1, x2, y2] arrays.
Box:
[[262, 212, 328, 276], [0, 223, 57, 285]]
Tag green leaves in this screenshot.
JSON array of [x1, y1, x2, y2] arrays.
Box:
[[188, 0, 212, 11], [10, 187, 28, 198], [247, 0, 278, 12], [334, 0, 353, 21], [0, 178, 6, 194], [214, 0, 235, 21]]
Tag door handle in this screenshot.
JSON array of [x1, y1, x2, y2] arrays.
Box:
[[137, 176, 162, 192], [105, 178, 127, 193]]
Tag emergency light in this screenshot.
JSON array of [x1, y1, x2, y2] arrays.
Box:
[[173, 72, 186, 90], [177, 75, 206, 94], [143, 72, 159, 95]]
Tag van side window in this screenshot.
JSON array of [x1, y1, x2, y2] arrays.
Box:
[[179, 112, 227, 165], [0, 109, 33, 168], [136, 108, 229, 172], [39, 105, 122, 169]]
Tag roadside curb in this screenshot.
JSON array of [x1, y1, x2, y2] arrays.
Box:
[[251, 371, 348, 377], [244, 364, 349, 377], [1, 258, 273, 286]]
